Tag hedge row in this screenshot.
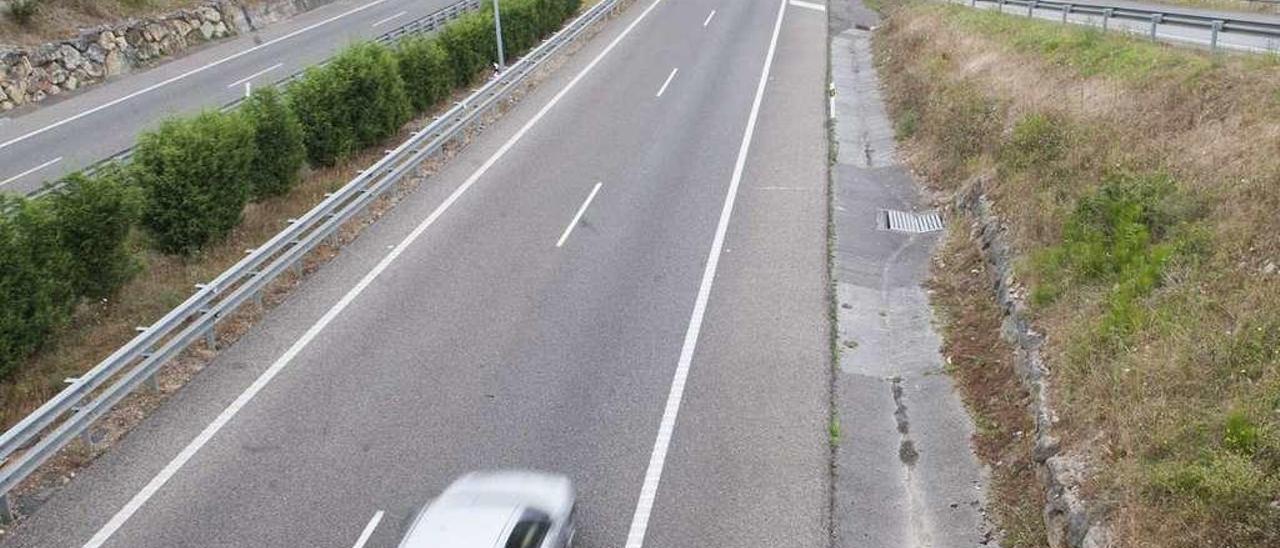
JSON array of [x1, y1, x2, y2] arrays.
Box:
[[0, 0, 581, 378]]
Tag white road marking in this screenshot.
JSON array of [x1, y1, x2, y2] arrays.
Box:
[[81, 1, 668, 546], [655, 68, 679, 98], [556, 182, 602, 247], [789, 0, 826, 11], [623, 1, 787, 547], [703, 9, 716, 27], [351, 511, 384, 548], [0, 0, 391, 152], [0, 157, 62, 187], [226, 63, 283, 89], [372, 11, 407, 28]]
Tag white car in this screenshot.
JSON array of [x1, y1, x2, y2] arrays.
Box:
[[398, 471, 577, 548]]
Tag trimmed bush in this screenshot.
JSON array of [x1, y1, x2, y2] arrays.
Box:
[[243, 87, 306, 198], [0, 197, 74, 379], [395, 35, 455, 113], [48, 167, 142, 299], [438, 10, 498, 86], [134, 111, 255, 255], [290, 43, 412, 166]]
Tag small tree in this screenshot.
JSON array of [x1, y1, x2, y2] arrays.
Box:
[[48, 166, 142, 299], [8, 0, 39, 26], [242, 87, 306, 198], [0, 196, 74, 379], [437, 11, 498, 86], [134, 111, 255, 255], [395, 36, 454, 114], [290, 43, 412, 166]]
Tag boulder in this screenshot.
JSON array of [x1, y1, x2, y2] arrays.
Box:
[[48, 65, 68, 84], [58, 44, 86, 69], [171, 18, 193, 37], [197, 6, 222, 22], [63, 75, 79, 91], [97, 30, 119, 51], [1, 101, 14, 111], [104, 50, 124, 76]]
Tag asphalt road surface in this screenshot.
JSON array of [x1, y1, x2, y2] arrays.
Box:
[[0, 0, 831, 546], [0, 0, 464, 195]]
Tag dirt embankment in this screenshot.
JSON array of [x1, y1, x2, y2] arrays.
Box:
[[875, 3, 1280, 546]]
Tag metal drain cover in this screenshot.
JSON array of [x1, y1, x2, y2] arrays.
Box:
[[878, 209, 943, 233]]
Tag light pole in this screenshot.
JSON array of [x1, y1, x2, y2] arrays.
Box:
[[492, 0, 506, 70]]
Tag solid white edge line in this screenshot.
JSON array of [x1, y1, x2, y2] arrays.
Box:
[[372, 11, 408, 28], [81, 1, 668, 546], [622, 1, 787, 547], [556, 182, 603, 248], [655, 67, 679, 98], [789, 0, 826, 12], [351, 510, 384, 548], [702, 9, 716, 27], [226, 63, 284, 89], [0, 156, 62, 187], [0, 0, 391, 152]]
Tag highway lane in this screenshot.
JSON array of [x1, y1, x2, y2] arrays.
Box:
[[0, 0, 462, 195], [0, 0, 829, 546]]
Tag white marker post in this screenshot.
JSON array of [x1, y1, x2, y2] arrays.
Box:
[[493, 0, 506, 70]]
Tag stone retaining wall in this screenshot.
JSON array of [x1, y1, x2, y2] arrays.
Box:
[[0, 0, 335, 111], [955, 179, 1113, 548]]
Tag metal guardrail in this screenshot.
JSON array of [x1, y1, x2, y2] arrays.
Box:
[[962, 0, 1280, 50], [24, 0, 485, 201], [0, 0, 623, 520]]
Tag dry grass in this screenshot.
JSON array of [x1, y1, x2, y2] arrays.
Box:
[[876, 2, 1280, 546], [0, 0, 244, 45], [929, 214, 1049, 548]]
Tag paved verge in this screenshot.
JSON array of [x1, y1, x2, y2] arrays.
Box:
[[829, 2, 994, 547]]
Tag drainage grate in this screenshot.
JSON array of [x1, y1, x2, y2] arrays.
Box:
[[878, 209, 944, 233]]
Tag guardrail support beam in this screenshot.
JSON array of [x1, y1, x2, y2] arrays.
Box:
[[1062, 4, 1072, 24], [1027, 0, 1035, 17], [1103, 8, 1113, 31], [1150, 14, 1163, 40], [0, 492, 12, 524], [1211, 20, 1224, 50]]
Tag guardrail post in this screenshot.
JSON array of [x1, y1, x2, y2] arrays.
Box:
[[1150, 14, 1163, 40], [1211, 20, 1224, 51], [199, 308, 217, 350], [1, 492, 13, 524], [1102, 8, 1113, 31], [1062, 4, 1072, 24], [1027, 0, 1035, 17], [998, 0, 1005, 12]]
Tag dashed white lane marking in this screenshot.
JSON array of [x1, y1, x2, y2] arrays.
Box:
[[556, 182, 603, 248], [622, 1, 788, 547], [0, 156, 62, 187], [0, 0, 391, 152], [372, 11, 407, 27], [350, 511, 384, 548], [226, 63, 284, 89], [789, 0, 826, 12], [80, 0, 669, 546], [655, 68, 679, 98], [703, 9, 716, 27]]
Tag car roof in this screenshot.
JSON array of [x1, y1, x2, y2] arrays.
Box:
[[398, 502, 522, 548]]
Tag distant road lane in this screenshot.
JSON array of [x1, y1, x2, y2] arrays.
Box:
[[0, 0, 459, 195]]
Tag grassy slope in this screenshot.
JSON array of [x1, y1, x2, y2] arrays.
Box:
[[876, 3, 1280, 546]]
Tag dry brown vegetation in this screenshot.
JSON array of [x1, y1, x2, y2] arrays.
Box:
[[0, 0, 241, 45], [929, 216, 1049, 547], [876, 2, 1280, 546]]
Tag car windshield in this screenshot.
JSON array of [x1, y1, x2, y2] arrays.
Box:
[[503, 509, 551, 548]]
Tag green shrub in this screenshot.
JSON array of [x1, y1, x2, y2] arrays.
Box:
[[8, 0, 39, 26], [395, 36, 455, 113], [0, 197, 74, 379], [242, 87, 306, 198], [999, 112, 1065, 175], [134, 111, 255, 255], [48, 166, 142, 299], [290, 43, 412, 166], [438, 10, 499, 86]]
